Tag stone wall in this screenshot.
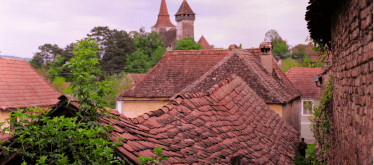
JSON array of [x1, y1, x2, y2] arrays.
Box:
[[176, 20, 194, 41], [329, 0, 373, 164], [282, 97, 301, 135]]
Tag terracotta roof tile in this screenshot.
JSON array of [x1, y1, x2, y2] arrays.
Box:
[[127, 73, 146, 85], [117, 50, 231, 99], [108, 75, 299, 164], [152, 0, 176, 28], [0, 58, 60, 111], [173, 50, 301, 103], [286, 67, 323, 98], [175, 0, 195, 16], [197, 36, 212, 50]]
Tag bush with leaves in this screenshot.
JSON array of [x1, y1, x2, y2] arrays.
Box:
[[0, 38, 124, 164], [51, 76, 73, 94], [102, 72, 133, 108], [138, 147, 169, 165], [173, 37, 203, 50], [309, 75, 333, 163]]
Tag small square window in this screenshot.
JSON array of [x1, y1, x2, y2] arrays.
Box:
[[303, 100, 313, 116]]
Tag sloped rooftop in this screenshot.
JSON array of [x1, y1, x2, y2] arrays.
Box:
[[0, 57, 60, 111], [152, 0, 176, 28], [106, 75, 299, 164], [175, 0, 195, 15], [117, 50, 231, 99], [197, 36, 212, 50], [175, 50, 301, 103], [286, 67, 323, 99]]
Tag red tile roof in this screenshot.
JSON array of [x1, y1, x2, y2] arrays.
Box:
[[152, 0, 176, 28], [105, 75, 299, 164], [175, 0, 195, 15], [0, 58, 60, 111], [197, 36, 212, 50], [160, 28, 177, 47], [285, 67, 323, 99], [174, 50, 301, 103], [117, 50, 231, 99], [127, 73, 146, 85], [291, 44, 332, 63]]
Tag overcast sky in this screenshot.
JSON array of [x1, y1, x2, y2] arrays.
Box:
[[0, 0, 311, 58]]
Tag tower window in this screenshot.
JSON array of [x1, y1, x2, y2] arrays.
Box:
[[188, 14, 189, 17], [183, 14, 185, 16]]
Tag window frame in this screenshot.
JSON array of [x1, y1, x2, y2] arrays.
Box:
[[302, 99, 314, 116]]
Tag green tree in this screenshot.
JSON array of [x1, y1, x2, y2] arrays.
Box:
[[173, 37, 203, 50], [1, 38, 123, 164], [124, 28, 166, 73], [51, 76, 72, 94], [132, 27, 165, 58], [291, 45, 307, 59], [99, 29, 136, 74], [102, 73, 133, 108], [279, 58, 303, 73], [264, 29, 290, 59]]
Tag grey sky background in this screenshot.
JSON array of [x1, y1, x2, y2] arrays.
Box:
[[0, 0, 310, 58]]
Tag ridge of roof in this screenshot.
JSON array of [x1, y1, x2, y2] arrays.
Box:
[[197, 35, 212, 50], [116, 49, 232, 99], [172, 50, 286, 103], [0, 58, 61, 111], [175, 0, 195, 15], [152, 0, 176, 28], [105, 75, 299, 164]]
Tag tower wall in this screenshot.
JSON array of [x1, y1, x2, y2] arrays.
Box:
[[176, 20, 194, 41]]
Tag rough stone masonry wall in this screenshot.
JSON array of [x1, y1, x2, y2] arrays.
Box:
[[329, 0, 373, 164]]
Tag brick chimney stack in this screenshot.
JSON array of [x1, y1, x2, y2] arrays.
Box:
[[259, 42, 273, 74]]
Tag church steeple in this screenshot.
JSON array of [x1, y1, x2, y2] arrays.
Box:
[[175, 0, 195, 40], [152, 0, 176, 32]]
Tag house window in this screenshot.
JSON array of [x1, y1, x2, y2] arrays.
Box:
[[302, 100, 314, 116]]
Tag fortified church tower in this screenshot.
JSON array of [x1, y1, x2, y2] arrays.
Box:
[[151, 0, 197, 50], [175, 0, 195, 40]]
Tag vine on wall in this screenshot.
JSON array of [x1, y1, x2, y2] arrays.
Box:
[[309, 75, 333, 164]]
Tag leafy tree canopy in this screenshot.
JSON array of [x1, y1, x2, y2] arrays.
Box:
[[88, 27, 136, 74], [264, 29, 290, 59], [173, 37, 203, 50], [124, 27, 166, 73]]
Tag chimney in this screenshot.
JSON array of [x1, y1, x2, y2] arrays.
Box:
[[259, 42, 273, 74], [229, 44, 238, 51]]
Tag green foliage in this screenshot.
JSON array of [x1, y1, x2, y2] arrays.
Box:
[[51, 76, 72, 94], [138, 147, 169, 165], [30, 43, 75, 81], [305, 36, 330, 67], [1, 107, 123, 164], [280, 58, 303, 73], [132, 27, 165, 58], [0, 38, 124, 164], [291, 45, 308, 60], [98, 28, 137, 74], [124, 28, 166, 73], [35, 68, 53, 83], [264, 29, 290, 59], [173, 37, 203, 50], [309, 75, 333, 164], [102, 73, 133, 108]]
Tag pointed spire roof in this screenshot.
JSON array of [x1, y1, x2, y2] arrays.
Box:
[[197, 36, 212, 50], [152, 0, 176, 28], [175, 0, 195, 15]]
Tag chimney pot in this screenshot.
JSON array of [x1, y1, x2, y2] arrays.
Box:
[[259, 42, 273, 74], [229, 44, 238, 51]]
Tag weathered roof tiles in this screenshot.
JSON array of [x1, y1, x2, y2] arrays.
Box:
[[107, 75, 299, 164], [0, 57, 60, 111], [286, 67, 323, 99]]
